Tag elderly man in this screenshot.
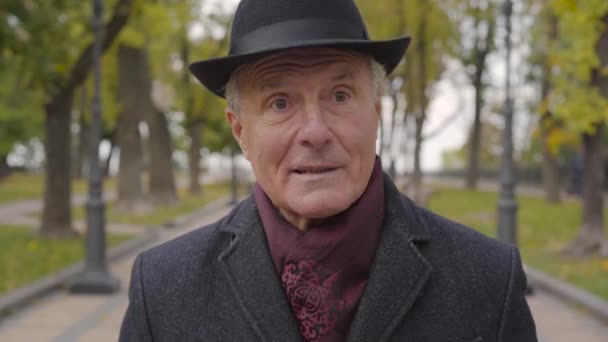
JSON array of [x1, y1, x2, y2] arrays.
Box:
[[120, 0, 537, 341]]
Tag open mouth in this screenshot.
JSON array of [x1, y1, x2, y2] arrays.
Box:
[[293, 167, 337, 175]]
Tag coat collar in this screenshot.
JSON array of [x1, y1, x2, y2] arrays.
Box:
[[346, 175, 432, 342], [218, 197, 303, 342], [218, 174, 432, 341]]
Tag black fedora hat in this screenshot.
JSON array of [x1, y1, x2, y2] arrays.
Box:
[[189, 0, 411, 98]]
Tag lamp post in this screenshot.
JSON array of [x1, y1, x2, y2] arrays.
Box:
[[70, 0, 119, 294], [497, 0, 517, 246]]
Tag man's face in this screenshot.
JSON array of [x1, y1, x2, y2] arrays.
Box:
[[226, 48, 381, 229]]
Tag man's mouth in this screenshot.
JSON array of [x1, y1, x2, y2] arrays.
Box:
[[293, 167, 338, 174]]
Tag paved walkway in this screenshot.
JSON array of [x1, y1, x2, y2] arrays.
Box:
[[0, 202, 607, 340], [422, 176, 591, 202], [0, 205, 232, 341], [529, 291, 608, 341], [0, 191, 146, 235]]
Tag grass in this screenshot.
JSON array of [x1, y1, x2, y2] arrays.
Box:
[[73, 182, 241, 227], [0, 225, 131, 295], [427, 186, 608, 301], [0, 175, 237, 296], [0, 182, 244, 294], [0, 173, 115, 204]]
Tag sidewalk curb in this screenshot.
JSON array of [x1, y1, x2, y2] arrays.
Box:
[[525, 264, 608, 324], [0, 195, 234, 318]]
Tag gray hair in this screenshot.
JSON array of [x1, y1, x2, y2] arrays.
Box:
[[225, 55, 386, 113]]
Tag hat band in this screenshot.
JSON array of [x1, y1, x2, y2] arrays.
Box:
[[230, 19, 369, 55]]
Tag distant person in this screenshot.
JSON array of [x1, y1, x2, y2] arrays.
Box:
[[120, 0, 537, 340]]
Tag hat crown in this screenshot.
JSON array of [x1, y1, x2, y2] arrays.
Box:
[[230, 0, 369, 53], [189, 0, 410, 98]]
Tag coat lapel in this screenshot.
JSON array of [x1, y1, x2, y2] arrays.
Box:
[[218, 197, 302, 342], [347, 176, 433, 342]]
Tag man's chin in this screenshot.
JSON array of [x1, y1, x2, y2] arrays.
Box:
[[287, 198, 352, 220]]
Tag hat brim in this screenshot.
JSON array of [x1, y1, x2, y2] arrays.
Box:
[[189, 37, 411, 98]]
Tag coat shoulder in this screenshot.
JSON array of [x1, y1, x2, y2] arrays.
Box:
[[141, 216, 228, 267], [122, 199, 262, 340], [136, 199, 249, 281], [416, 203, 514, 260], [411, 201, 519, 305], [400, 200, 535, 340]]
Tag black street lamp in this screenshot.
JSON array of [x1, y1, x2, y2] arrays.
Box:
[[497, 0, 518, 246], [70, 0, 119, 294]]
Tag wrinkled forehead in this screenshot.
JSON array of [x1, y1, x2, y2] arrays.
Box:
[[238, 47, 370, 90]]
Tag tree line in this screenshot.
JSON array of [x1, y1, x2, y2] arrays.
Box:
[[360, 0, 608, 256], [1, 0, 232, 237]]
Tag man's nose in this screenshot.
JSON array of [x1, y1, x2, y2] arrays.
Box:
[[297, 102, 332, 148]]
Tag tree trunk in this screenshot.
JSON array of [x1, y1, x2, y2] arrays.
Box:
[[146, 107, 177, 204], [118, 46, 175, 205], [540, 12, 561, 203], [187, 121, 203, 195], [180, 35, 202, 196], [412, 115, 424, 191], [565, 14, 608, 256], [387, 92, 399, 179], [0, 155, 10, 180], [70, 85, 86, 180], [41, 93, 78, 237], [541, 136, 561, 203], [116, 45, 145, 211], [466, 75, 483, 190], [412, 0, 428, 201], [582, 127, 603, 230], [566, 125, 606, 256], [116, 118, 144, 211], [72, 85, 88, 180], [464, 6, 494, 190], [40, 0, 135, 238]]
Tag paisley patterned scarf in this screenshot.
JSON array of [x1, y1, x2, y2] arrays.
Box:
[[254, 158, 385, 342]]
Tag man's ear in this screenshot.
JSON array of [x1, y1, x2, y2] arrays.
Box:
[[225, 107, 249, 160], [375, 97, 382, 121]]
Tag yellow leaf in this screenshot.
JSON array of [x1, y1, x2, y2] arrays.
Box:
[[27, 241, 38, 251]]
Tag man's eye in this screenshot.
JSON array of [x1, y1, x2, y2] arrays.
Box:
[[271, 98, 288, 110], [334, 91, 350, 103]]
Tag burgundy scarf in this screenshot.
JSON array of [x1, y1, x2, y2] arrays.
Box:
[[254, 159, 385, 342]]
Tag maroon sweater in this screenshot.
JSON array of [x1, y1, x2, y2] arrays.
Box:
[[254, 160, 385, 342]]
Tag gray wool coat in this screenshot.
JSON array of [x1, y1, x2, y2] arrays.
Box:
[[119, 176, 537, 341]]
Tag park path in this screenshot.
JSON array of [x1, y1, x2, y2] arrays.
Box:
[[0, 204, 232, 341], [423, 175, 600, 202], [530, 290, 608, 341], [0, 190, 148, 235], [0, 177, 210, 233], [0, 191, 115, 222], [0, 199, 605, 340]]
